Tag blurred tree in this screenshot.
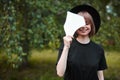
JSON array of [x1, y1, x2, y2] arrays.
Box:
[[0, 0, 119, 68], [92, 0, 120, 50]]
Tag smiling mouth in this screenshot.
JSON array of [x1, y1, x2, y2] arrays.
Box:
[[78, 27, 89, 32]]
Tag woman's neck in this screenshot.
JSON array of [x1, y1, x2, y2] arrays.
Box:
[[76, 36, 90, 44]]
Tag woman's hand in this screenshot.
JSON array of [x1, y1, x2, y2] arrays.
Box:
[[63, 36, 72, 48]]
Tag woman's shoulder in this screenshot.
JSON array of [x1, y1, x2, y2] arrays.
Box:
[[90, 41, 104, 51]]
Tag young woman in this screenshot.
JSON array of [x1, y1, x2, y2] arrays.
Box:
[[56, 4, 107, 80]]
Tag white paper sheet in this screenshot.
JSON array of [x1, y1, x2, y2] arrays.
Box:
[[64, 11, 86, 37]]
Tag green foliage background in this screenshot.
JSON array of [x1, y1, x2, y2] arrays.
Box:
[[0, 0, 120, 67]]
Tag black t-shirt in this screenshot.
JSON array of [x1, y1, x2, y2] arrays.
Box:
[[56, 39, 107, 80]]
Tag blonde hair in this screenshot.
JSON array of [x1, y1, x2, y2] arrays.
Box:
[[74, 11, 95, 37]]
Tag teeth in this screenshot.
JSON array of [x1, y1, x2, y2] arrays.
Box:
[[78, 27, 89, 33], [79, 28, 87, 31]]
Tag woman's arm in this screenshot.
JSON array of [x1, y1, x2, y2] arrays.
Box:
[[56, 36, 72, 77], [97, 70, 104, 80], [56, 46, 69, 77]]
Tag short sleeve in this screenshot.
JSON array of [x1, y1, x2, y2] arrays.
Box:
[[97, 49, 107, 70], [56, 42, 64, 65]]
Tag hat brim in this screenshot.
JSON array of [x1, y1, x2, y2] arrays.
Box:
[[70, 4, 101, 33]]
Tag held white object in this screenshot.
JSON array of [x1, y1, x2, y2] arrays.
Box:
[[64, 11, 86, 37]]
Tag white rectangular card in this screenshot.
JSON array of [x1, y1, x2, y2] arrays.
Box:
[[64, 11, 86, 37]]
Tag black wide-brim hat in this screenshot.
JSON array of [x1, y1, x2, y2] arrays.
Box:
[[70, 4, 101, 33]]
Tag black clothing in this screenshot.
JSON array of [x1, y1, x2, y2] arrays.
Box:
[[56, 39, 107, 80]]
